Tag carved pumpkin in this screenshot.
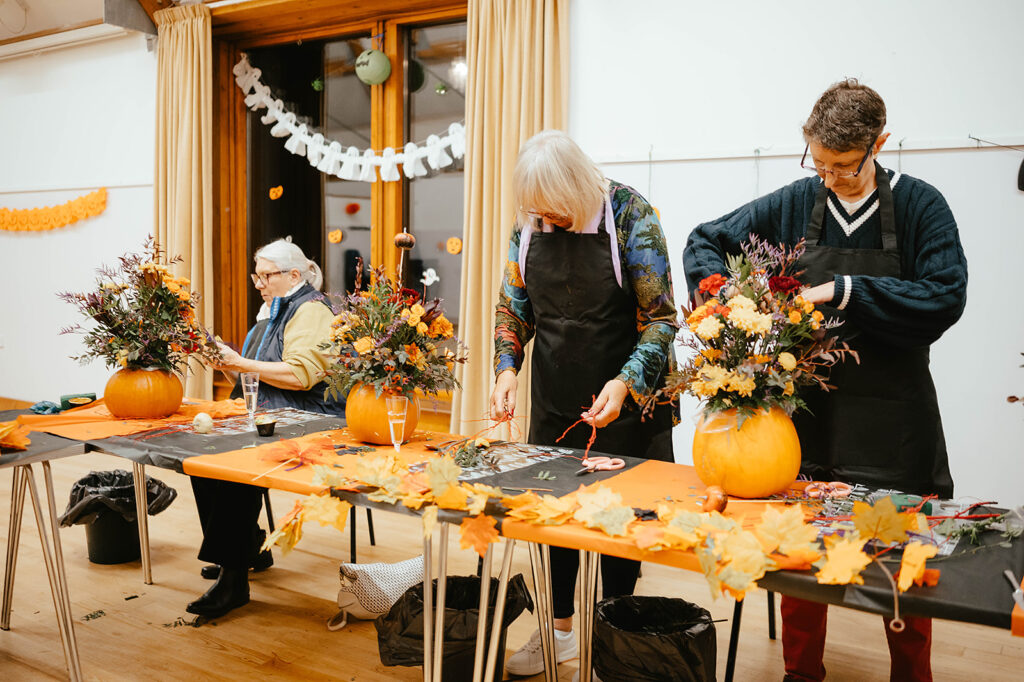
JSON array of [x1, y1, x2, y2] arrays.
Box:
[[104, 368, 183, 419], [345, 383, 420, 445], [691, 407, 800, 499]]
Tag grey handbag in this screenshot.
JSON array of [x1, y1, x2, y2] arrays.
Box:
[[326, 555, 425, 631]]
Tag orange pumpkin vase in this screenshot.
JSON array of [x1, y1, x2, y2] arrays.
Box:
[[344, 383, 420, 445], [104, 368, 184, 419], [691, 407, 801, 499]]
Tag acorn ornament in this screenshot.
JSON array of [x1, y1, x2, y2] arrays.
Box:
[[395, 228, 416, 286], [355, 49, 391, 85]]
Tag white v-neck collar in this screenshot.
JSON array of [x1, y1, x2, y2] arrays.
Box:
[[827, 172, 901, 237]]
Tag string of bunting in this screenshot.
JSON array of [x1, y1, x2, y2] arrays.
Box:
[[232, 55, 465, 183], [0, 188, 107, 232]]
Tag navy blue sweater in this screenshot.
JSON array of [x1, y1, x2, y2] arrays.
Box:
[[683, 170, 968, 348]]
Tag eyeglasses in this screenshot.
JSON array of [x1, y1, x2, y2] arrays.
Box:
[[800, 137, 877, 178], [251, 270, 287, 287]]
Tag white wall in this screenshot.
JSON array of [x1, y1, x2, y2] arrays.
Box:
[[569, 0, 1024, 506], [0, 33, 156, 402]]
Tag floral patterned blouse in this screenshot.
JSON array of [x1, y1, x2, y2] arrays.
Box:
[[494, 180, 678, 399]]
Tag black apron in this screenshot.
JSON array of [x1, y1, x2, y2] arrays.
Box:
[[792, 163, 953, 497], [523, 201, 674, 461]]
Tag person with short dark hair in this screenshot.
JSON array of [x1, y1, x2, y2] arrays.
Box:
[[684, 79, 967, 681]]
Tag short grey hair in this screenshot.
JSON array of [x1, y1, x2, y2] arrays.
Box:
[[255, 237, 323, 291]]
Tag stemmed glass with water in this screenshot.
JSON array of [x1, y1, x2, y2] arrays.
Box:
[[386, 395, 408, 453], [240, 372, 260, 429]]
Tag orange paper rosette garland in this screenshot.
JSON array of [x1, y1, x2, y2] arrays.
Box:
[[0, 188, 107, 232]]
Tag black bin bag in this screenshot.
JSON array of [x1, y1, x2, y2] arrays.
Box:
[[59, 469, 177, 564], [375, 573, 533, 682], [593, 595, 717, 682]]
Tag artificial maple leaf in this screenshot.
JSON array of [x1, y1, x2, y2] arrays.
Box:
[[426, 456, 461, 495], [467, 482, 504, 500], [0, 421, 30, 451], [719, 529, 770, 581], [586, 506, 635, 537], [815, 535, 872, 585], [915, 568, 940, 587], [263, 500, 304, 554], [260, 438, 301, 462], [401, 493, 431, 510], [632, 525, 666, 551], [460, 514, 499, 558], [660, 524, 701, 551], [401, 471, 431, 496], [769, 546, 822, 570], [755, 505, 819, 555], [422, 505, 439, 538], [897, 541, 938, 592], [503, 491, 541, 512], [465, 491, 489, 516], [435, 484, 470, 510], [300, 493, 352, 533], [310, 464, 362, 491], [718, 565, 756, 600], [574, 486, 624, 526], [852, 497, 914, 544], [655, 501, 680, 521], [699, 512, 739, 533], [525, 495, 576, 526], [357, 454, 399, 487]]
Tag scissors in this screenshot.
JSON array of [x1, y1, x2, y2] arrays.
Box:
[[805, 481, 853, 499], [575, 456, 626, 476]]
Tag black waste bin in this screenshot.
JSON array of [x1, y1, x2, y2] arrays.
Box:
[[375, 573, 533, 682], [59, 469, 177, 565], [593, 595, 717, 682]]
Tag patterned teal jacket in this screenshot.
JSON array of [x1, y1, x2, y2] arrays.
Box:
[[494, 180, 678, 400]]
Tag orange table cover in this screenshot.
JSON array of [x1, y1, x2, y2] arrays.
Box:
[[17, 398, 248, 441]]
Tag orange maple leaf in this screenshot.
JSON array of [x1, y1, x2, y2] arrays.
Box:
[[632, 525, 666, 551], [769, 546, 822, 570], [896, 541, 938, 592], [435, 484, 470, 510], [459, 514, 499, 558], [0, 421, 31, 451], [815, 535, 872, 585], [914, 568, 940, 587]]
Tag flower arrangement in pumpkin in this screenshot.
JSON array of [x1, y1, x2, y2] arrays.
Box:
[[656, 235, 857, 420], [322, 265, 467, 400], [58, 238, 221, 373]]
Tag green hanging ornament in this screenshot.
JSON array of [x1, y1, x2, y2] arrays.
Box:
[[355, 49, 391, 85]]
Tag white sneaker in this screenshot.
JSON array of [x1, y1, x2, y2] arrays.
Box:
[[505, 628, 578, 676]]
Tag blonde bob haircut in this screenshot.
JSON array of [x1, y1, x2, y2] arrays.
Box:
[[513, 130, 608, 233]]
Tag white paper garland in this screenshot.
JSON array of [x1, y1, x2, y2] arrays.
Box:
[[233, 54, 465, 184]]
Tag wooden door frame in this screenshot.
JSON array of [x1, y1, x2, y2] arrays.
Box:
[[210, 1, 466, 354]]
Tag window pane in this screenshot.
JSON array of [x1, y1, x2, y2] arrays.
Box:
[[323, 36, 374, 296], [406, 23, 467, 329]]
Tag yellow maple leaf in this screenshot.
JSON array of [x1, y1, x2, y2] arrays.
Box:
[[435, 484, 470, 510], [422, 505, 439, 538], [528, 495, 576, 525], [660, 524, 701, 551], [897, 541, 938, 592], [263, 500, 304, 554], [852, 497, 913, 544], [300, 493, 352, 533], [755, 505, 819, 555], [815, 535, 872, 585], [632, 525, 666, 551], [459, 514, 499, 558], [357, 454, 398, 487], [401, 493, 431, 510], [426, 456, 461, 495], [586, 505, 635, 537], [720, 529, 770, 581], [502, 491, 541, 512], [574, 486, 624, 526]]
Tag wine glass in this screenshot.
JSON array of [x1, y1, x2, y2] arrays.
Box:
[[386, 395, 409, 453], [240, 372, 260, 429]]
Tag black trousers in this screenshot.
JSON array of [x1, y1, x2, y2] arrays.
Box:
[[191, 477, 265, 569], [549, 545, 641, 619]]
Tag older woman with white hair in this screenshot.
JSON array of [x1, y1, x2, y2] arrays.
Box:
[[490, 130, 678, 678], [186, 238, 344, 619]]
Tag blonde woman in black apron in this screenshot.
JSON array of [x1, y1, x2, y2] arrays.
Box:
[[684, 80, 967, 682], [491, 131, 678, 678]]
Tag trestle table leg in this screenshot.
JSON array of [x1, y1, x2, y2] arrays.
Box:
[[43, 462, 82, 678], [527, 542, 559, 682], [2, 466, 27, 630], [422, 530, 433, 682], [577, 550, 599, 682], [471, 543, 494, 682], [483, 539, 516, 682], [725, 597, 743, 682], [131, 462, 152, 584], [431, 523, 450, 682]]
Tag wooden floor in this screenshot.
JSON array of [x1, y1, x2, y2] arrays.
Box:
[[1, 451, 1022, 681]]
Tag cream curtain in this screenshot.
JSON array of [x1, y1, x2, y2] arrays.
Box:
[[452, 0, 569, 438], [154, 5, 214, 399]]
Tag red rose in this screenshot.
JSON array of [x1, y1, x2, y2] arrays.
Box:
[[768, 276, 802, 294], [698, 273, 728, 296]]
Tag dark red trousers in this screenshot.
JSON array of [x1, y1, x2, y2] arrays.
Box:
[[781, 595, 933, 682]]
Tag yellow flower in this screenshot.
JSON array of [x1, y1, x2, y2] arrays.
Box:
[[753, 354, 772, 364], [803, 300, 814, 314], [695, 315, 723, 340], [410, 303, 426, 317], [699, 364, 729, 393], [726, 372, 756, 397], [788, 310, 802, 324], [417, 321, 429, 334], [686, 305, 709, 326], [428, 315, 454, 339], [812, 310, 824, 322], [701, 348, 722, 361], [725, 294, 756, 310], [784, 381, 795, 396], [811, 319, 820, 330], [778, 352, 797, 371], [728, 306, 772, 335], [353, 336, 374, 355]]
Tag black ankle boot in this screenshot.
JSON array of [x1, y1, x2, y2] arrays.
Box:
[[186, 567, 250, 618]]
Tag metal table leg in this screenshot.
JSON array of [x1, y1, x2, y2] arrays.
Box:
[[471, 543, 494, 682], [767, 590, 777, 640], [483, 539, 516, 682], [131, 462, 152, 585], [432, 523, 450, 682], [725, 597, 743, 682], [43, 462, 81, 676], [527, 542, 559, 682], [25, 465, 82, 681], [577, 550, 599, 682], [2, 466, 27, 630]]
